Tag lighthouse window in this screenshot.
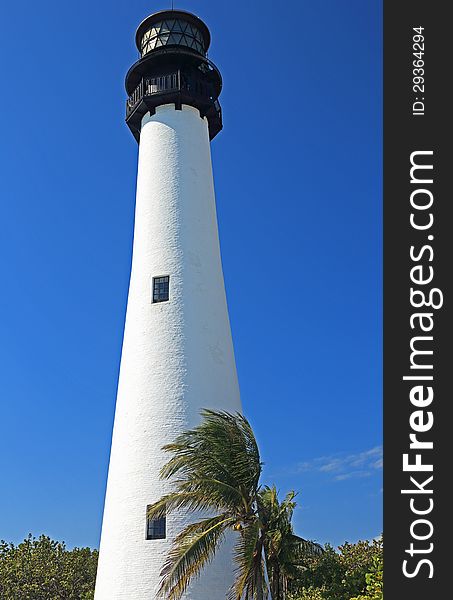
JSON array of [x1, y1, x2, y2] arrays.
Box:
[[152, 276, 170, 303], [146, 506, 166, 540]]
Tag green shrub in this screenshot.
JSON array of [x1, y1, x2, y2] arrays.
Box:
[[0, 534, 98, 600]]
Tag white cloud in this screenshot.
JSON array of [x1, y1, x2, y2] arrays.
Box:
[[334, 470, 372, 481], [292, 446, 383, 482]]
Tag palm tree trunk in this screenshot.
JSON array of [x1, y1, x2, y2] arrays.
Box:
[[268, 563, 284, 600], [263, 556, 271, 600]]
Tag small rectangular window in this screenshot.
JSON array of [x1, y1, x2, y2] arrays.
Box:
[[146, 506, 166, 540], [152, 276, 170, 303]]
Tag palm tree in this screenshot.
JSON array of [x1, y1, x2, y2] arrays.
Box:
[[146, 409, 321, 600], [258, 486, 322, 600]]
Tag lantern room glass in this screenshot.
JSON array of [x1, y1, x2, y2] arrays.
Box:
[[140, 18, 206, 56]]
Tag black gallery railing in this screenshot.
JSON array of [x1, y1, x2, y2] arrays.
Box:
[[126, 70, 221, 120]]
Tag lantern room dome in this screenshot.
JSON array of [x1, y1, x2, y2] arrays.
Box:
[[135, 10, 211, 58]]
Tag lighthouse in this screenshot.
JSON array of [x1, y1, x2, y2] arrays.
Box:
[[94, 9, 242, 600]]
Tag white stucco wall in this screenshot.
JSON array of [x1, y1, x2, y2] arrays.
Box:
[[94, 104, 242, 600]]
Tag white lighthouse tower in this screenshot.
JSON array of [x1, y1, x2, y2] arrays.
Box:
[[94, 9, 242, 600]]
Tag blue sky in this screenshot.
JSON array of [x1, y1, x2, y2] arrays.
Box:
[[0, 0, 382, 548]]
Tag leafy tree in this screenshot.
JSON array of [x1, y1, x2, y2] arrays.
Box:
[[289, 544, 344, 600], [339, 538, 382, 600], [0, 534, 98, 600], [147, 409, 321, 600], [289, 537, 383, 600], [290, 587, 326, 600], [350, 552, 383, 600]]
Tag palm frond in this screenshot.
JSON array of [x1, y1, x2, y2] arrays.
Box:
[[158, 514, 234, 600], [160, 410, 262, 496], [288, 534, 323, 558], [146, 490, 228, 521], [175, 478, 248, 511]]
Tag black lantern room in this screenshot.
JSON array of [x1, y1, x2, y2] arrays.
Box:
[[125, 10, 223, 142]]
